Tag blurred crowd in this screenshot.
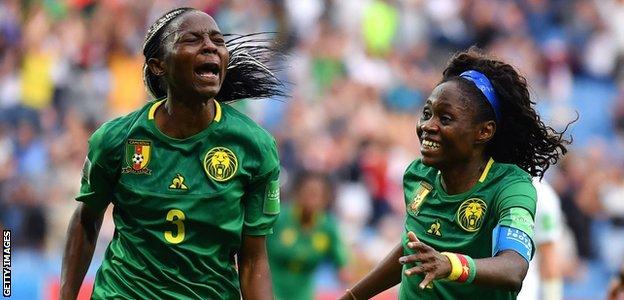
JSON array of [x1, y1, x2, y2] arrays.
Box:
[[1, 0, 623, 298]]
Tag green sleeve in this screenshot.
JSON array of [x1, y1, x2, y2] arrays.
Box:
[[496, 180, 537, 237], [242, 138, 280, 236], [75, 125, 120, 211]]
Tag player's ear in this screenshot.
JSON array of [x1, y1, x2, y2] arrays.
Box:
[[475, 120, 496, 144], [147, 57, 166, 77]]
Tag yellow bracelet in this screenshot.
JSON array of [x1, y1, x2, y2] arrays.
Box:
[[441, 252, 463, 281]]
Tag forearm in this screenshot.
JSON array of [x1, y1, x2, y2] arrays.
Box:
[[239, 236, 273, 300], [538, 242, 560, 279], [345, 243, 403, 299], [538, 243, 562, 300], [60, 204, 104, 299], [472, 250, 528, 291]]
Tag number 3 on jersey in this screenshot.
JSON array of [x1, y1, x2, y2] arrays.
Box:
[[164, 209, 186, 244]]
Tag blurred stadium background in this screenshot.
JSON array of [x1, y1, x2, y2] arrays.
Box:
[[1, 0, 623, 299]]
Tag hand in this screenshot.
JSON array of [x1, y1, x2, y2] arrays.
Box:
[[398, 231, 452, 289]]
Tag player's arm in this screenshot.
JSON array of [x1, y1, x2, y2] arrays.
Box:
[[60, 203, 107, 299], [400, 182, 537, 291], [339, 243, 403, 300], [239, 235, 273, 300], [61, 123, 118, 299], [399, 230, 528, 291]]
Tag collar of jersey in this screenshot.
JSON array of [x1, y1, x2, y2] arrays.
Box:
[[146, 99, 223, 144], [148, 99, 222, 122], [434, 157, 495, 200]]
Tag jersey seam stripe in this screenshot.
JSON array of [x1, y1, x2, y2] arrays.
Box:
[[148, 100, 166, 120], [478, 157, 495, 183]]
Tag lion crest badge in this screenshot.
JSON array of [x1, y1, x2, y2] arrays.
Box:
[[203, 147, 238, 182], [456, 198, 487, 232]]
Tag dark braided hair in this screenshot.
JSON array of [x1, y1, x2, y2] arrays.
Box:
[[142, 7, 286, 102], [440, 47, 572, 178]]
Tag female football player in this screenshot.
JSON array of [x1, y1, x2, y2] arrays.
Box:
[[61, 7, 283, 299], [267, 171, 349, 300], [342, 47, 571, 299]]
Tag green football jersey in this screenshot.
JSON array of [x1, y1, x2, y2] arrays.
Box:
[[77, 100, 281, 299], [399, 158, 536, 300], [267, 204, 348, 300]]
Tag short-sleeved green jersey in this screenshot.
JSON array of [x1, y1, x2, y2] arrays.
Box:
[[77, 100, 281, 299], [267, 204, 348, 300], [399, 158, 536, 300]]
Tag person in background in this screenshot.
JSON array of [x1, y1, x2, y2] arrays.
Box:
[[517, 178, 564, 300], [268, 171, 349, 300], [60, 7, 284, 299]]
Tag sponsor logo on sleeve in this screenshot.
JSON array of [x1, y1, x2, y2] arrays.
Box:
[[263, 180, 280, 215]]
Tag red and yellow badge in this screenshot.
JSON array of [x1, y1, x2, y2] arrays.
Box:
[[122, 139, 152, 175]]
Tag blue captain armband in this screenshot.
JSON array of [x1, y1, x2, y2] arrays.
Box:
[[491, 225, 534, 263]]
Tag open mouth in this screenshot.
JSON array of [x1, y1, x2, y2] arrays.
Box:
[[194, 62, 220, 80], [421, 139, 441, 150]]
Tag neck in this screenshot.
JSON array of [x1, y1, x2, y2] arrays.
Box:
[[156, 92, 216, 139], [440, 155, 489, 195], [296, 204, 316, 228]]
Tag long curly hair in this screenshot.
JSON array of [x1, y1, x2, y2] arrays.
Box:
[[441, 47, 572, 178], [142, 7, 286, 102]]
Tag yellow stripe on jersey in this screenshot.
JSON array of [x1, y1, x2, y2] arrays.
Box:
[[478, 157, 495, 183], [148, 99, 165, 120], [214, 101, 222, 122], [148, 99, 221, 122]]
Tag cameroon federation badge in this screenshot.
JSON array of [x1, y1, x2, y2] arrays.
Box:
[[408, 181, 432, 215], [456, 198, 487, 232], [203, 147, 238, 182], [122, 139, 152, 174]]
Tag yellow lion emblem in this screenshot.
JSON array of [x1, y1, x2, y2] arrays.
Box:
[[456, 198, 487, 232], [203, 147, 238, 182]]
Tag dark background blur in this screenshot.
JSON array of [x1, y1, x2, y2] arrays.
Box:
[[0, 0, 622, 299]]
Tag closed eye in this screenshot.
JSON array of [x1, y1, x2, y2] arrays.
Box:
[[180, 34, 201, 43], [211, 35, 225, 46]]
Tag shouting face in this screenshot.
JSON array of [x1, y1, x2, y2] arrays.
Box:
[[150, 11, 230, 100]]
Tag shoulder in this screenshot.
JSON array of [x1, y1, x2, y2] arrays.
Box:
[[220, 103, 277, 148], [490, 162, 537, 213], [532, 178, 562, 216], [490, 162, 534, 193], [532, 178, 560, 204], [403, 159, 438, 182], [88, 107, 146, 157], [492, 162, 532, 183]]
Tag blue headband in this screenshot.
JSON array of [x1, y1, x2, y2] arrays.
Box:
[[459, 70, 502, 122]]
